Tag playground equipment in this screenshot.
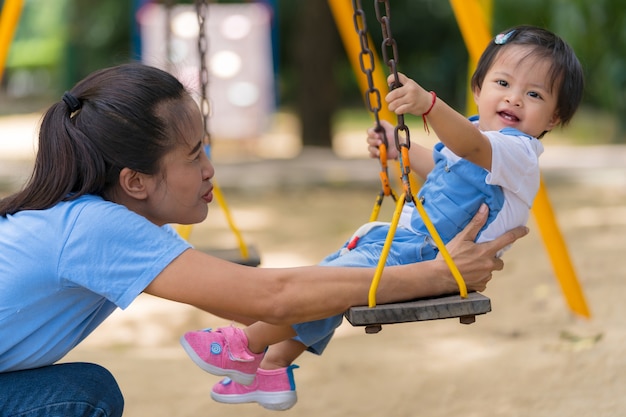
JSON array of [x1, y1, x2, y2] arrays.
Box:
[[329, 0, 590, 333], [334, 0, 490, 333]]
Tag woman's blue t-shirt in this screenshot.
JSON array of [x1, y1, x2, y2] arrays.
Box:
[[0, 195, 191, 372]]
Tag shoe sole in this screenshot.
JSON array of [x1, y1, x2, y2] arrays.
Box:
[[211, 390, 297, 411], [179, 336, 256, 385]]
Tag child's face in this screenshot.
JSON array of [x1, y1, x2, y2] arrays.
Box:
[[141, 96, 215, 226], [473, 45, 561, 138]]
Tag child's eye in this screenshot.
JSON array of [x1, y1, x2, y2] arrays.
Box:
[[496, 79, 508, 87], [528, 91, 541, 99]]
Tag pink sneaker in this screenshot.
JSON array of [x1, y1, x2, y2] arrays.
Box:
[[180, 326, 264, 385], [211, 365, 300, 411]]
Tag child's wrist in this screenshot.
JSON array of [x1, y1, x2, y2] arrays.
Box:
[[422, 91, 437, 133], [423, 91, 437, 116]]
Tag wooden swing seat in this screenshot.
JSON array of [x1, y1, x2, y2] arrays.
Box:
[[200, 245, 261, 267], [344, 292, 491, 333]]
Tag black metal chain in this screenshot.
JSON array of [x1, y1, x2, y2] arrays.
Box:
[[195, 0, 211, 146], [351, 0, 398, 214], [352, 0, 382, 132], [373, 0, 414, 203]]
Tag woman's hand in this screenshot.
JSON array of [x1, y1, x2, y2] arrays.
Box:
[[441, 204, 529, 292]]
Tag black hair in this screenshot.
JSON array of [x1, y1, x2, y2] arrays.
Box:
[[0, 63, 191, 216], [470, 25, 584, 127]]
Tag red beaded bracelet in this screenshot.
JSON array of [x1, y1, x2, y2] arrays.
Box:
[[422, 91, 437, 134]]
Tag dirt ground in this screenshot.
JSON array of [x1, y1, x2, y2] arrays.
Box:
[[56, 150, 626, 417], [2, 111, 624, 417]]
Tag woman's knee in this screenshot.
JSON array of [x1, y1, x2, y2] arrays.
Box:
[[70, 362, 125, 417], [0, 362, 124, 417]]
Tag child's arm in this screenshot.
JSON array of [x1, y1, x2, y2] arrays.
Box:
[[366, 119, 434, 180], [386, 73, 493, 171]]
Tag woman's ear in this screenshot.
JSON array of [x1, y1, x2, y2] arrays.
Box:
[[118, 167, 149, 200]]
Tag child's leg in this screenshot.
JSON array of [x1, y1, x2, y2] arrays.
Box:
[[261, 338, 307, 369], [181, 236, 387, 382], [243, 322, 297, 354]]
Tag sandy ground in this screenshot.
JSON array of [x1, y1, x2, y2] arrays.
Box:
[[60, 165, 625, 417], [2, 113, 626, 416]]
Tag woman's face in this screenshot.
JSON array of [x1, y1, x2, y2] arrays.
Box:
[[141, 96, 215, 226]]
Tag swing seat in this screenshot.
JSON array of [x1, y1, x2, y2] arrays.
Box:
[[344, 292, 491, 333], [200, 245, 261, 267]]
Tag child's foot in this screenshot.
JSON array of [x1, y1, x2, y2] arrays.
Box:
[[211, 365, 300, 411], [180, 326, 264, 385]]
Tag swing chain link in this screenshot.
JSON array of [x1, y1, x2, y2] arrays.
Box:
[[196, 0, 212, 146], [352, 1, 381, 128], [351, 0, 397, 211], [373, 0, 414, 203]]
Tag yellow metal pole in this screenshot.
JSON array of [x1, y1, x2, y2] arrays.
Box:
[[450, 0, 491, 118], [450, 0, 492, 63], [449, 0, 590, 318], [0, 0, 24, 82], [532, 183, 590, 317]]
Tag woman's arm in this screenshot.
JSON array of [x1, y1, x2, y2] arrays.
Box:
[[144, 205, 527, 325]]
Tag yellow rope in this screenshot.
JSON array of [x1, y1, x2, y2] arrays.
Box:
[[367, 192, 468, 308], [369, 193, 406, 307], [412, 196, 468, 298], [368, 194, 383, 223], [176, 224, 193, 240], [212, 180, 250, 260], [175, 181, 249, 261]]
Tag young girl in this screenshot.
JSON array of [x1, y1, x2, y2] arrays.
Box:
[[0, 63, 523, 416], [180, 25, 584, 411]]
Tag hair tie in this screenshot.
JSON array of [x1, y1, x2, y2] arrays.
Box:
[[62, 91, 82, 113]]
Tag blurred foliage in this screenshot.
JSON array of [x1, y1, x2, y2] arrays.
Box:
[[494, 0, 626, 142], [2, 0, 625, 142], [3, 0, 67, 69]]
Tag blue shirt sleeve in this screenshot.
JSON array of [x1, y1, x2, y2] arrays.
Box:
[[58, 196, 192, 309]]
